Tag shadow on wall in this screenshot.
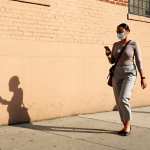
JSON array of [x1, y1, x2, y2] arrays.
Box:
[[0, 76, 31, 125]]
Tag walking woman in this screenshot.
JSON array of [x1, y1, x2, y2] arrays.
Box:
[[105, 23, 147, 136]]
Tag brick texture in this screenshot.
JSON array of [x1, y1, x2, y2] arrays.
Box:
[[0, 0, 150, 125], [0, 0, 111, 44], [0, 0, 128, 44], [99, 0, 128, 6]]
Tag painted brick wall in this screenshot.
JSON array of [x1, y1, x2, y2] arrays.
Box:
[[99, 0, 128, 6], [0, 0, 150, 125], [0, 0, 129, 45], [0, 0, 108, 44]]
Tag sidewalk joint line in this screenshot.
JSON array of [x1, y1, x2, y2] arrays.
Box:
[[78, 116, 150, 129]]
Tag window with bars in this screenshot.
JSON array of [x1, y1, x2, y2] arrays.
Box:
[[129, 0, 150, 18]]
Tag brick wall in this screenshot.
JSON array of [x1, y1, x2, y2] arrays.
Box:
[[0, 0, 150, 125], [99, 0, 128, 6], [0, 0, 108, 44], [0, 0, 129, 45]]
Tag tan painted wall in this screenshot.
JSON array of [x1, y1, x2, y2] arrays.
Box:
[[0, 0, 150, 125]]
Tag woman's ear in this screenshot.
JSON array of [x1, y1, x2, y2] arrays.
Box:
[[126, 31, 129, 35]]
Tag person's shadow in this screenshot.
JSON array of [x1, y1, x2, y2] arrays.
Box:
[[0, 76, 31, 125]]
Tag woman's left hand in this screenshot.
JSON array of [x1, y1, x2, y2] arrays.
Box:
[[141, 78, 147, 89]]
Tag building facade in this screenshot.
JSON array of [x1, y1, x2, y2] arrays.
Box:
[[0, 0, 150, 125]]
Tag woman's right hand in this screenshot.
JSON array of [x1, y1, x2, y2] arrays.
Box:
[[104, 46, 111, 56], [141, 78, 147, 89]]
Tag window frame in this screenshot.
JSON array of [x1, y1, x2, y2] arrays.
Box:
[[128, 0, 150, 23], [128, 0, 150, 18]]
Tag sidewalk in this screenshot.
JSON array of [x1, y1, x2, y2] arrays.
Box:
[[0, 106, 150, 150]]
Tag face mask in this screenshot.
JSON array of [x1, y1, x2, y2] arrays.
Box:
[[117, 32, 126, 40]]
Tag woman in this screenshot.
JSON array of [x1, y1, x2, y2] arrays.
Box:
[[105, 23, 147, 136]]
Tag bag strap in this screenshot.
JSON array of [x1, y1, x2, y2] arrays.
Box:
[[114, 40, 131, 66]]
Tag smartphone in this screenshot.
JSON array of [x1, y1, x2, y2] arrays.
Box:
[[104, 46, 110, 51], [104, 46, 111, 56]]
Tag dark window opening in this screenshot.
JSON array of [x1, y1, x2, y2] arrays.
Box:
[[129, 0, 150, 18]]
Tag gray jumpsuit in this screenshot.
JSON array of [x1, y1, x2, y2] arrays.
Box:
[[111, 40, 143, 123]]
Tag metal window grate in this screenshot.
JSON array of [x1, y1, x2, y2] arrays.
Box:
[[129, 0, 150, 18]]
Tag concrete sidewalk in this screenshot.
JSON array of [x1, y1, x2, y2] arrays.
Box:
[[0, 106, 150, 150]]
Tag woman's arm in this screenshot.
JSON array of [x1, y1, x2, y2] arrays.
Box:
[[134, 41, 147, 89], [105, 43, 116, 64], [0, 96, 9, 105], [134, 42, 144, 77]]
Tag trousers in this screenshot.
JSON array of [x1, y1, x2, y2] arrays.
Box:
[[112, 64, 137, 123]]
